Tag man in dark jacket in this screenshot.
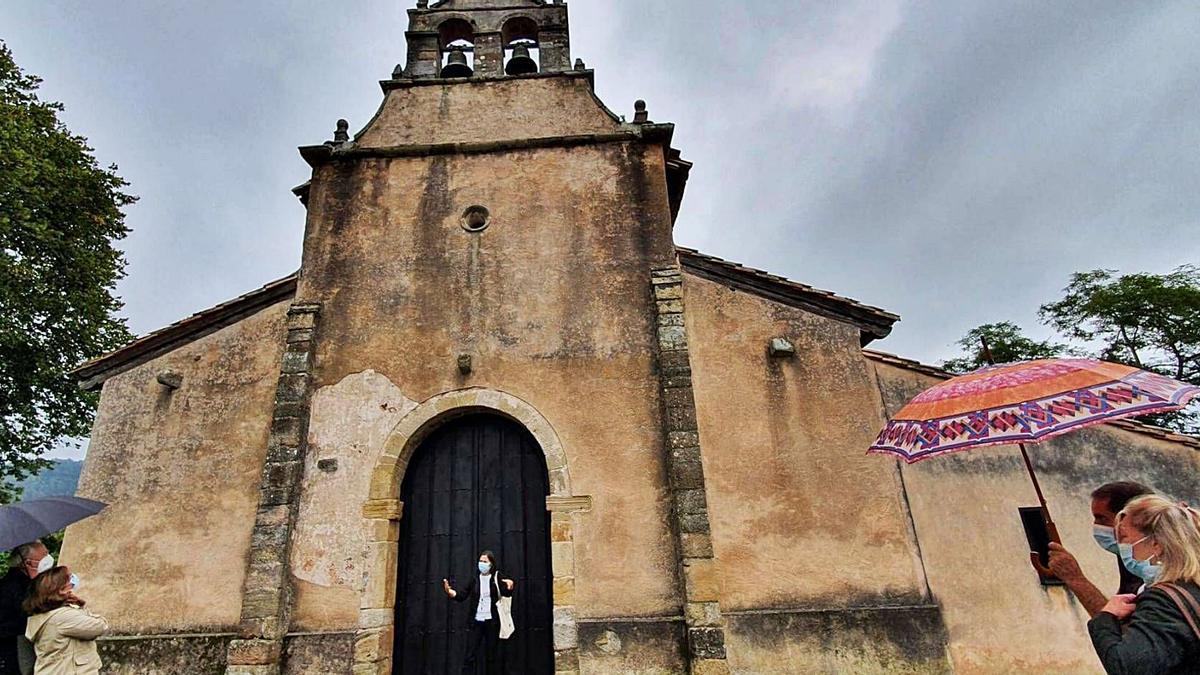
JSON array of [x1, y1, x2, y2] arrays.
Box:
[[0, 541, 50, 675], [1048, 481, 1153, 616]]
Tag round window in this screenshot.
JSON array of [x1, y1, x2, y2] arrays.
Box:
[[461, 205, 490, 232]]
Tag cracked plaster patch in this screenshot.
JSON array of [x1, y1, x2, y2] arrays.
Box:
[[291, 371, 415, 588]]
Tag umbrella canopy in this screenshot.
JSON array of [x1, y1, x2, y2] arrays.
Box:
[[870, 358, 1200, 463], [0, 497, 107, 552]]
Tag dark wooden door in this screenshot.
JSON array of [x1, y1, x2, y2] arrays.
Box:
[[393, 414, 554, 675]]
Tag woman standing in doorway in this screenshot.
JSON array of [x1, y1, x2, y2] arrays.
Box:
[[444, 551, 515, 675]]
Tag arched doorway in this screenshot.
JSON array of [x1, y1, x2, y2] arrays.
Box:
[[392, 413, 554, 674]]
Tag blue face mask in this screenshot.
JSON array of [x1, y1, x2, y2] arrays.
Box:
[[478, 562, 492, 575], [1118, 537, 1162, 584], [1093, 525, 1120, 555], [68, 573, 80, 591]]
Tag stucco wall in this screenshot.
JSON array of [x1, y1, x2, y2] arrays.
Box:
[[62, 300, 291, 634], [290, 79, 682, 636], [356, 76, 618, 148], [683, 274, 947, 672], [873, 359, 1200, 674]]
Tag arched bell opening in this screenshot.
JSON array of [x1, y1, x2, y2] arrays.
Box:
[[502, 16, 540, 76], [438, 18, 476, 78]]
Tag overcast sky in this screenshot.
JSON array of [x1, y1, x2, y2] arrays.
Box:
[[4, 1, 1199, 457]]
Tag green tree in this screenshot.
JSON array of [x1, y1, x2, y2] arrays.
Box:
[[943, 322, 1066, 374], [0, 43, 134, 503], [1040, 266, 1200, 433]]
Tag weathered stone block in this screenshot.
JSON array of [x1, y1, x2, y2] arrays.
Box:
[[269, 416, 304, 448], [674, 488, 707, 516], [688, 627, 726, 660], [359, 607, 393, 629], [686, 601, 723, 627], [657, 325, 688, 351], [265, 439, 301, 464], [683, 559, 721, 603], [554, 647, 580, 673], [681, 532, 714, 558], [227, 638, 281, 666], [553, 576, 575, 606], [367, 517, 400, 543], [241, 587, 284, 620], [551, 541, 574, 577], [551, 517, 572, 542], [279, 350, 311, 375], [656, 298, 685, 314], [666, 403, 698, 432], [663, 386, 695, 408], [250, 521, 291, 550], [353, 626, 393, 664], [669, 457, 705, 491], [275, 373, 309, 403], [692, 657, 732, 675], [285, 327, 313, 344], [657, 312, 685, 327], [654, 283, 683, 300], [361, 542, 398, 610], [553, 607, 578, 650], [678, 511, 711, 535], [657, 350, 692, 376], [668, 430, 700, 449]]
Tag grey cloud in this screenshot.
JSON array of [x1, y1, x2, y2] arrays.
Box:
[[2, 0, 1196, 375]]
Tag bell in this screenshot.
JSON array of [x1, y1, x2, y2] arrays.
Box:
[[441, 47, 473, 78], [505, 43, 538, 76]]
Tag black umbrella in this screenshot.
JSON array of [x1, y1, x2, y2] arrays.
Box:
[[0, 497, 107, 552]]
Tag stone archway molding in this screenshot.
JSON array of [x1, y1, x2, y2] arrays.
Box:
[[356, 387, 586, 675]]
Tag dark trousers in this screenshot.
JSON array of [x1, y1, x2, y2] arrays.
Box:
[[0, 640, 18, 675], [462, 619, 500, 674]]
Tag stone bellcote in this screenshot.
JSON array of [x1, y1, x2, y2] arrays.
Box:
[[404, 0, 571, 79]]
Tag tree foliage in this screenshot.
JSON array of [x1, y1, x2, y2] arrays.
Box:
[[943, 266, 1200, 433], [0, 43, 134, 503], [942, 322, 1066, 374], [1039, 266, 1200, 432]]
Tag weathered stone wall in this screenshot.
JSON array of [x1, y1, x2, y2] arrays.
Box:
[[288, 73, 683, 672], [356, 76, 618, 149], [62, 300, 291, 634], [682, 273, 949, 673], [873, 359, 1200, 674]]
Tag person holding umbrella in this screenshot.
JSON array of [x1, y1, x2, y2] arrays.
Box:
[[0, 542, 52, 675], [0, 497, 108, 675], [1047, 481, 1154, 617], [1089, 495, 1200, 673]]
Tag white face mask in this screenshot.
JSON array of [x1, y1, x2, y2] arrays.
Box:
[[35, 554, 55, 575]]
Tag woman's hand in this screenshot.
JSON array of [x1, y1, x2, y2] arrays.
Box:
[[443, 579, 456, 598], [504, 579, 514, 591], [1101, 593, 1138, 620]]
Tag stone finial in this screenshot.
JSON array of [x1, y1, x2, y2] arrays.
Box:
[[333, 119, 350, 144], [416, 0, 429, 8], [392, 63, 405, 79], [633, 100, 649, 124], [574, 58, 585, 70]]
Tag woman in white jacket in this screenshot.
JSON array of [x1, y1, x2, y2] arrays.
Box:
[[22, 567, 108, 675]]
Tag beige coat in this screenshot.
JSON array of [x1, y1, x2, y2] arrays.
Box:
[[24, 606, 108, 675]]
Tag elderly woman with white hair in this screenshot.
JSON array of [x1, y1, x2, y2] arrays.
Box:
[[1089, 494, 1200, 674]]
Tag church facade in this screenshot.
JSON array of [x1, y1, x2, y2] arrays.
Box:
[[64, 2, 1200, 674]]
